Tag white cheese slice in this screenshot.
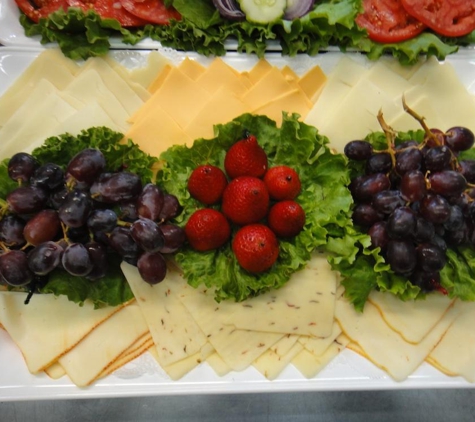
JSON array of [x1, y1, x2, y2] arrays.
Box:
[[206, 352, 232, 376], [121, 263, 208, 367], [298, 321, 342, 356], [223, 254, 337, 338], [44, 362, 66, 380], [253, 341, 304, 380], [0, 292, 122, 373]]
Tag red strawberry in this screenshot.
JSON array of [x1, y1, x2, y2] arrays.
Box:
[[221, 176, 269, 225], [264, 165, 301, 201], [187, 164, 228, 205], [268, 200, 305, 238], [185, 209, 230, 251], [232, 224, 279, 273], [224, 134, 268, 179]]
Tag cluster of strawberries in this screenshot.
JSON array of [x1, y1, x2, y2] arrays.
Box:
[[184, 133, 305, 273]]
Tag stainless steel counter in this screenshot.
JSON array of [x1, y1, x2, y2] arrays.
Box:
[[2, 389, 475, 421]]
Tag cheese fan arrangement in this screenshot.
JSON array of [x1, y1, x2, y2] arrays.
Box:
[[1, 48, 475, 388]]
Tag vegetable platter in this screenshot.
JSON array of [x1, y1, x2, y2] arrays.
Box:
[[1, 46, 475, 401]]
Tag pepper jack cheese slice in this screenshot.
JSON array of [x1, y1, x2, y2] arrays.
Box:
[[335, 297, 463, 381], [253, 341, 304, 380], [121, 263, 208, 367], [0, 292, 123, 374], [222, 254, 337, 338]]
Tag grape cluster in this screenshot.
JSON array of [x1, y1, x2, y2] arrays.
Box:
[[345, 124, 475, 293], [0, 148, 185, 295]]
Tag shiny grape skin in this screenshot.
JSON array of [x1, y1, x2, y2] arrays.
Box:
[[48, 186, 69, 210], [386, 240, 417, 276], [416, 243, 446, 272], [109, 227, 141, 261], [23, 209, 61, 246], [443, 205, 465, 232], [395, 147, 422, 175], [344, 140, 373, 161], [130, 218, 165, 252], [137, 184, 164, 221], [429, 170, 467, 197], [400, 170, 427, 202], [458, 160, 475, 183], [90, 172, 142, 204], [372, 190, 405, 215], [352, 173, 391, 201], [366, 152, 393, 174], [158, 194, 182, 222], [395, 140, 418, 150], [420, 194, 451, 224], [62, 243, 93, 276], [423, 145, 452, 172], [0, 250, 33, 286], [67, 148, 106, 184], [0, 215, 26, 248], [30, 163, 65, 191], [368, 221, 389, 251], [27, 241, 63, 276], [8, 152, 39, 183], [87, 209, 118, 233], [58, 189, 93, 228], [386, 207, 417, 240], [120, 201, 139, 222], [410, 270, 439, 292], [351, 204, 382, 227], [85, 242, 108, 280], [444, 126, 475, 152], [158, 224, 186, 253], [137, 251, 167, 285], [414, 217, 435, 243], [7, 186, 48, 215]]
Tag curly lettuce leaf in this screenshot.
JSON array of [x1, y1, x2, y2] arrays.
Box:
[[18, 0, 473, 63], [158, 113, 355, 301]]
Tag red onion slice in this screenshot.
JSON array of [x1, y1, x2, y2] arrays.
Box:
[[283, 0, 315, 20], [212, 0, 245, 20]]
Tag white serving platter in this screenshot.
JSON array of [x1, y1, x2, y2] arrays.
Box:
[[1, 46, 475, 401]]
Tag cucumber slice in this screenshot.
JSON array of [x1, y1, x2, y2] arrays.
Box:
[[238, 0, 287, 23]]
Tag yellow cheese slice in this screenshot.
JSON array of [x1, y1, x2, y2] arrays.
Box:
[[177, 57, 207, 81], [0, 49, 78, 127], [247, 59, 273, 84], [223, 254, 337, 338], [124, 104, 192, 156], [147, 63, 173, 94], [195, 58, 249, 96], [121, 263, 208, 367], [427, 302, 475, 382], [58, 302, 149, 387], [177, 282, 283, 371], [335, 297, 462, 381], [253, 341, 304, 380], [0, 292, 122, 373], [184, 87, 249, 140], [292, 334, 349, 378], [369, 290, 455, 344], [297, 65, 327, 103]]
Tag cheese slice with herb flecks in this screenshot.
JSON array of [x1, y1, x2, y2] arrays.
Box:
[[222, 254, 337, 338], [121, 263, 208, 367]]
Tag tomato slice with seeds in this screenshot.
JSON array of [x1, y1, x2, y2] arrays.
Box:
[[67, 0, 149, 27], [15, 0, 69, 23], [355, 0, 426, 43], [119, 0, 181, 25], [401, 0, 475, 37]]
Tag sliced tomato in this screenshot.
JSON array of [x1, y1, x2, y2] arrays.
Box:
[[15, 0, 69, 23], [401, 0, 475, 37], [67, 0, 149, 27], [119, 0, 181, 25], [355, 0, 426, 43]]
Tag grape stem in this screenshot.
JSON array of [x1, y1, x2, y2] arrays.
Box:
[[377, 109, 397, 170], [402, 95, 441, 147]]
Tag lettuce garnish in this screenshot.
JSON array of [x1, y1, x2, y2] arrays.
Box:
[[158, 113, 358, 301], [20, 0, 472, 63]]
